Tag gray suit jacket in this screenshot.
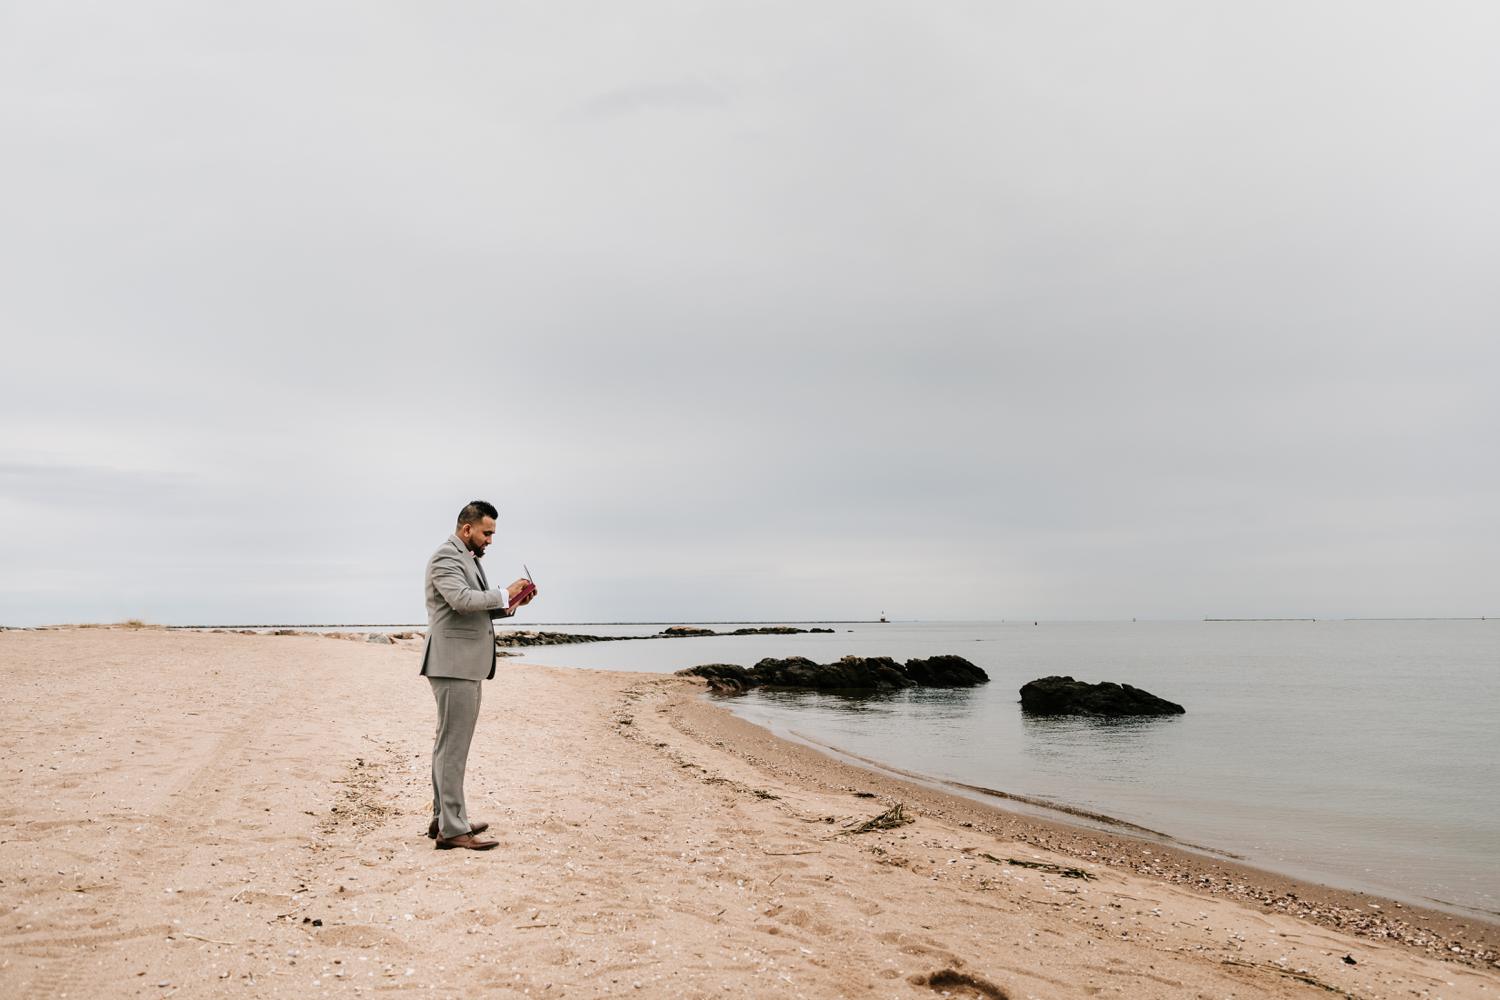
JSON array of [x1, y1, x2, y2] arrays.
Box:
[[419, 535, 514, 681]]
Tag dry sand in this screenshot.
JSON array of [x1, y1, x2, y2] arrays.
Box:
[[1, 627, 1496, 999]]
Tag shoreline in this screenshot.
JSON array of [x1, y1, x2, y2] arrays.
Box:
[[3, 627, 1496, 998], [667, 685, 1500, 965], [753, 723, 1496, 923]]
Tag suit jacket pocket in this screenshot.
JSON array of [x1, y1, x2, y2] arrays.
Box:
[[441, 628, 480, 639]]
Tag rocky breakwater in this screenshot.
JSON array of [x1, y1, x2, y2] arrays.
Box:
[[1019, 675, 1185, 716], [729, 626, 836, 635], [494, 630, 623, 647], [680, 654, 988, 694], [662, 625, 837, 637], [496, 625, 838, 647]]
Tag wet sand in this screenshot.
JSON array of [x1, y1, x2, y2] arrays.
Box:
[[1, 627, 1495, 998]]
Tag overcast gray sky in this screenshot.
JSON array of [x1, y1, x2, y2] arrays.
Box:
[[2, 2, 1497, 625]]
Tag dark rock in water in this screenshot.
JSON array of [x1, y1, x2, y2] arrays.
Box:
[[1019, 675, 1185, 716], [666, 624, 839, 637], [903, 655, 988, 687], [787, 655, 914, 691], [729, 626, 806, 635], [748, 655, 829, 687], [679, 663, 756, 693], [756, 653, 906, 692], [681, 653, 990, 694], [495, 630, 626, 647]]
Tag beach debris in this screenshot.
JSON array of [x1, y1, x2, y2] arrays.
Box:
[[168, 930, 238, 946], [908, 968, 1009, 999], [982, 854, 1097, 880], [1018, 675, 1185, 716], [844, 803, 914, 834], [1342, 954, 1357, 964], [1219, 959, 1356, 997]]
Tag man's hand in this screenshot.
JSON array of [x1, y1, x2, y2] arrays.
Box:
[[507, 579, 537, 606]]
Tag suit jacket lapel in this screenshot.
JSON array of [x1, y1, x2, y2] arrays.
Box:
[[448, 535, 485, 590]]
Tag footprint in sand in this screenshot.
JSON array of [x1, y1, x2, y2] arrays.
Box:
[[313, 924, 411, 952], [771, 905, 838, 937], [877, 933, 967, 969]]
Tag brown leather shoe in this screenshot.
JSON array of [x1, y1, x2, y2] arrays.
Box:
[[434, 832, 498, 851], [426, 819, 489, 839]]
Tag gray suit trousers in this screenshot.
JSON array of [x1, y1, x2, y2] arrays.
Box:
[[429, 676, 482, 839]]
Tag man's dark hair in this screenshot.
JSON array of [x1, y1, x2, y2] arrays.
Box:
[[456, 500, 499, 527]]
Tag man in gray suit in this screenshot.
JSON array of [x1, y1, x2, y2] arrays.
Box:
[[420, 500, 536, 851]]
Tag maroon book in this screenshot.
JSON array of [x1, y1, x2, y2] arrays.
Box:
[[509, 580, 537, 610]]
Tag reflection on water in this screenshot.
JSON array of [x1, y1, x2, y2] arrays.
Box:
[[516, 619, 1500, 917], [744, 689, 903, 715], [741, 686, 984, 719], [1018, 713, 1181, 786], [1019, 713, 1182, 737]]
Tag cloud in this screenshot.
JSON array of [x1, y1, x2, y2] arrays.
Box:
[[572, 79, 730, 121], [1, 2, 1497, 624]]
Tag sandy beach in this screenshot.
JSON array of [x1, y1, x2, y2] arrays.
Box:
[[1, 627, 1495, 999]]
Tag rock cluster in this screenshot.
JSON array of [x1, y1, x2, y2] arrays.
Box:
[[662, 625, 835, 637], [495, 630, 619, 647], [902, 654, 990, 687], [725, 626, 836, 635], [495, 625, 838, 647], [1018, 675, 1185, 716], [679, 654, 988, 694]]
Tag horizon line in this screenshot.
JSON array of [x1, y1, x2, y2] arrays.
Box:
[[6, 616, 1493, 630]]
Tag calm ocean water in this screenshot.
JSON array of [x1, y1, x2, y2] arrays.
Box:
[[507, 620, 1499, 918]]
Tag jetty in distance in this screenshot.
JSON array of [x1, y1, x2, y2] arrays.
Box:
[[1204, 617, 1490, 622]]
